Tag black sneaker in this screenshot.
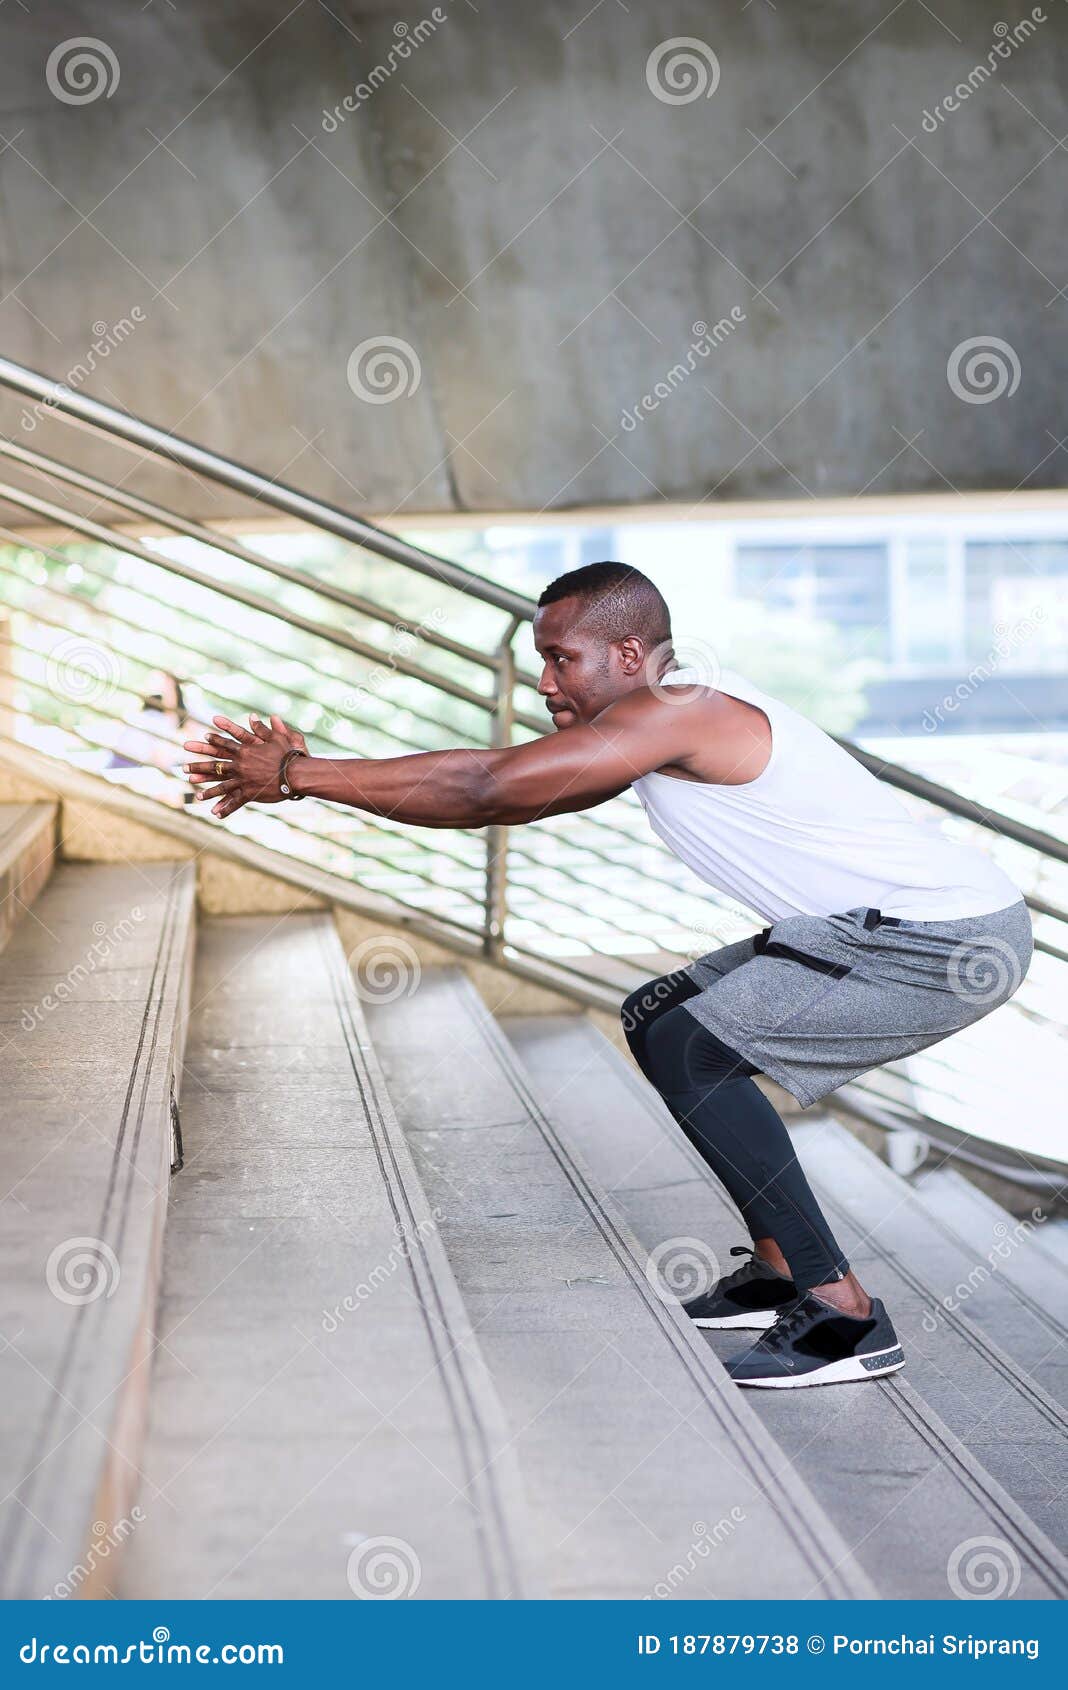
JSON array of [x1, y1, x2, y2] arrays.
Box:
[[684, 1245, 798, 1331], [725, 1292, 905, 1388]]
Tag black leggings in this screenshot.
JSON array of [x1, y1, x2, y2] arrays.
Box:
[[621, 969, 850, 1293]]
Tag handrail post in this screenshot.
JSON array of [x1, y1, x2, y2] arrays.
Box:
[[484, 618, 520, 960]]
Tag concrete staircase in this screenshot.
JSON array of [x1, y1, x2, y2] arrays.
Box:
[[0, 810, 193, 1599], [365, 968, 870, 1599], [1, 824, 1064, 1600], [501, 1009, 1068, 1600], [123, 915, 534, 1600]]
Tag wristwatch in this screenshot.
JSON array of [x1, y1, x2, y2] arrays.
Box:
[[278, 748, 308, 799]]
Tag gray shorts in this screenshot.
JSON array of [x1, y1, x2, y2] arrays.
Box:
[[681, 899, 1033, 1110]]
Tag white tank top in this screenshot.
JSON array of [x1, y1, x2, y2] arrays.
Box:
[[630, 667, 1022, 924]]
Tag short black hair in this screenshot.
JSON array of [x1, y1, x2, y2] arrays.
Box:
[[536, 561, 671, 647]]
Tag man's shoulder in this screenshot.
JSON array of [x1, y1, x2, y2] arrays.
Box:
[[598, 680, 731, 728], [596, 683, 745, 778]]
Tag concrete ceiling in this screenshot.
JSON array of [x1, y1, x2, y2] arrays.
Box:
[[0, 0, 1064, 521]]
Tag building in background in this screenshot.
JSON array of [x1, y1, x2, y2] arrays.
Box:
[[400, 505, 1067, 740]]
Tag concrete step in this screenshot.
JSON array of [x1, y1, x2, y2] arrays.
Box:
[[896, 1152, 1068, 1375], [122, 915, 536, 1600], [502, 1012, 1068, 1600], [0, 859, 196, 1599], [1036, 1221, 1068, 1272], [792, 1116, 1068, 1545], [367, 967, 874, 1600], [0, 801, 56, 954], [913, 1163, 1068, 1283]]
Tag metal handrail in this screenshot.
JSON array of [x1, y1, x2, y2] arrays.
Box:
[[0, 534, 494, 754], [1, 350, 1065, 980], [0, 656, 488, 912], [4, 531, 1065, 947], [837, 739, 1068, 864], [0, 356, 537, 620], [0, 467, 564, 729], [0, 478, 500, 716], [2, 575, 708, 941], [2, 547, 692, 926], [0, 509, 682, 882], [831, 1084, 1068, 1195], [0, 689, 661, 983], [0, 434, 506, 675], [0, 352, 1064, 853]]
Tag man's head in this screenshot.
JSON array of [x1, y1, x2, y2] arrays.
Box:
[[533, 561, 673, 730]]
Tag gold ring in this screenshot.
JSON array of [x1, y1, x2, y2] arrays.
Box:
[[215, 760, 228, 778]]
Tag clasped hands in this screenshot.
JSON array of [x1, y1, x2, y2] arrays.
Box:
[[184, 714, 308, 819]]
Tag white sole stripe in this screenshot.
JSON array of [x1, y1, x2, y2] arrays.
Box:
[[732, 1344, 906, 1389], [692, 1310, 780, 1330]]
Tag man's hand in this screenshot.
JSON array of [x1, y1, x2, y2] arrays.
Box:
[[184, 714, 308, 819]]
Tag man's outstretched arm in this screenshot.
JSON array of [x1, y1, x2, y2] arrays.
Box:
[[184, 690, 699, 825]]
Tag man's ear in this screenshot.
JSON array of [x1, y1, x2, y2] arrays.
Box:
[[617, 635, 646, 676]]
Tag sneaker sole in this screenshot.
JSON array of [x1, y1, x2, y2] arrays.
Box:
[[692, 1309, 781, 1330], [731, 1344, 906, 1389]]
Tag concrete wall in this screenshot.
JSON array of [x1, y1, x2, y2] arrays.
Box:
[[0, 1, 1064, 519]]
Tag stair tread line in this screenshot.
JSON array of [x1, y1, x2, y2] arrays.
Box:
[[452, 973, 873, 1598], [570, 1017, 1068, 1438], [810, 1179, 1068, 1439], [505, 1014, 1068, 1589], [816, 1125, 1068, 1345], [1, 859, 194, 1596], [885, 1377, 1068, 1595], [916, 1166, 1068, 1286], [315, 921, 531, 1600]]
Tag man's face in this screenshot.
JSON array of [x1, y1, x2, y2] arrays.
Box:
[[533, 597, 623, 731]]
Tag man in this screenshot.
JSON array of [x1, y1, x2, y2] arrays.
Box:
[[185, 561, 1032, 1389]]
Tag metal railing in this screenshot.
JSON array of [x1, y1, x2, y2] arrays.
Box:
[[0, 353, 1065, 1183]]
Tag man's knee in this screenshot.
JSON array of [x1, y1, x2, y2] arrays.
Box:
[[643, 1005, 755, 1091], [620, 968, 697, 1043]]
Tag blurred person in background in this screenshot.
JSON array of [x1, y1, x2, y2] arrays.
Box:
[[109, 671, 208, 806]]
